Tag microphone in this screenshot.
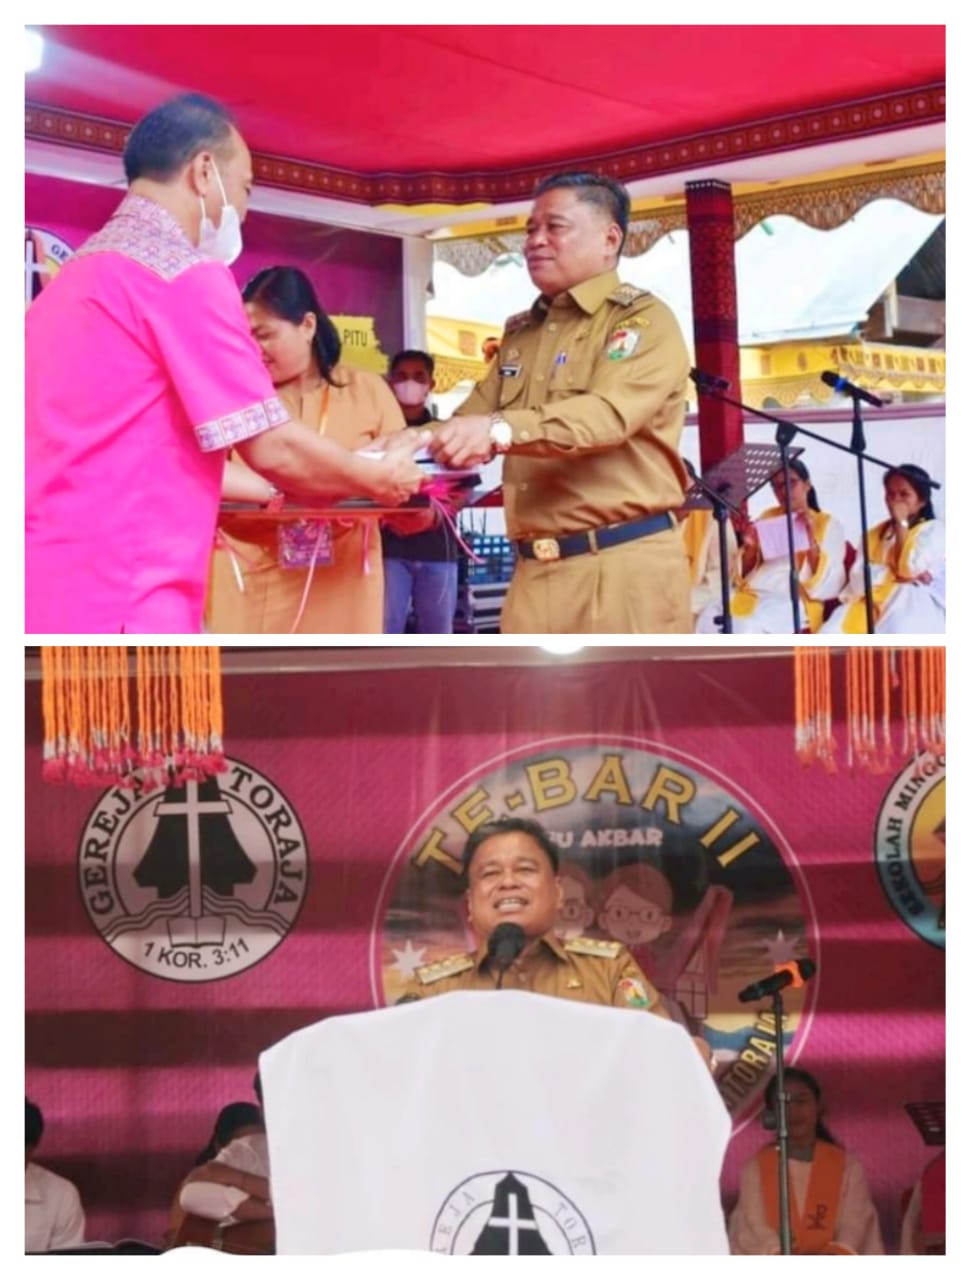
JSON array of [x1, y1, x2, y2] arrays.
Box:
[[738, 958, 816, 1003], [820, 370, 885, 408], [689, 367, 731, 393], [487, 923, 526, 988]]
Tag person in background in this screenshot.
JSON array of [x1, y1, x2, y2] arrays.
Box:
[[165, 1102, 264, 1247], [207, 266, 412, 633], [25, 93, 426, 634], [381, 350, 461, 633], [696, 458, 846, 634], [175, 1102, 273, 1253], [25, 1098, 85, 1253], [900, 1150, 945, 1254], [822, 463, 944, 634], [728, 1069, 884, 1255]]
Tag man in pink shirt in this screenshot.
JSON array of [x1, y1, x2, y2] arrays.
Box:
[[26, 93, 426, 634]]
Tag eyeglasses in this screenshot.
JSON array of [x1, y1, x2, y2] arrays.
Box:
[[603, 904, 665, 925]]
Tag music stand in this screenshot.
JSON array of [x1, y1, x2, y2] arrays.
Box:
[[905, 1101, 945, 1147], [683, 443, 803, 634]]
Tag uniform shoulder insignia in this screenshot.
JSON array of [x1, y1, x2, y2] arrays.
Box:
[[415, 952, 476, 985], [608, 283, 651, 307], [564, 936, 623, 959], [503, 309, 534, 335]]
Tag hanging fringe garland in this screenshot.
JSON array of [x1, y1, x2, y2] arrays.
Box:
[[41, 646, 226, 790], [795, 646, 945, 772]]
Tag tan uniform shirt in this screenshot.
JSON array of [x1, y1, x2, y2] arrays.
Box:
[[408, 930, 671, 1016], [455, 268, 690, 540]]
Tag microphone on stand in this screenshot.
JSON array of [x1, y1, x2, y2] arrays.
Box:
[[820, 370, 885, 409], [486, 923, 526, 989], [738, 958, 816, 1003]]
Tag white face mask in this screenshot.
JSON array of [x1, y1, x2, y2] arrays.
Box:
[[198, 163, 243, 265], [392, 379, 430, 407]]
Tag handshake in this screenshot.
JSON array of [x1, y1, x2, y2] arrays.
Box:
[[371, 413, 503, 500]]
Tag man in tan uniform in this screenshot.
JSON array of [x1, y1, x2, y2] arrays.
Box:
[[430, 172, 692, 634], [405, 818, 711, 1070]]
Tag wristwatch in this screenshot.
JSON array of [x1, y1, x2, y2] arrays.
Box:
[[488, 413, 513, 455]]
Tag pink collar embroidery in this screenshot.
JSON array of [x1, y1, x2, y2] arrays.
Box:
[[76, 193, 206, 280]]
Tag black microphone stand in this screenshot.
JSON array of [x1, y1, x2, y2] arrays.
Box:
[[846, 389, 876, 635], [684, 467, 742, 635], [769, 989, 795, 1254], [692, 380, 930, 635], [774, 423, 802, 635]]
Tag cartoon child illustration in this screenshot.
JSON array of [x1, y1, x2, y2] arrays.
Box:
[[595, 862, 674, 980], [595, 859, 732, 1036], [554, 863, 596, 940]]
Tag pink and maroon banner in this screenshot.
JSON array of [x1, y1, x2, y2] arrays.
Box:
[[24, 651, 945, 1248], [25, 173, 404, 359]]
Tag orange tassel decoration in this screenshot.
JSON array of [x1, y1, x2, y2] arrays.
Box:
[[41, 646, 225, 790], [795, 646, 944, 772]]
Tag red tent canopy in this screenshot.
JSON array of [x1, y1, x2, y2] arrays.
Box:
[[26, 24, 944, 207]]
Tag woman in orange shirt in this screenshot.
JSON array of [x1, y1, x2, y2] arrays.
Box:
[[207, 266, 415, 633]]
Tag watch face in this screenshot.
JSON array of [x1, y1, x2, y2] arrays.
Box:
[[490, 419, 513, 448]]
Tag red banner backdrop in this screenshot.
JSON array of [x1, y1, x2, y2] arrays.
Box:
[[24, 650, 944, 1248]]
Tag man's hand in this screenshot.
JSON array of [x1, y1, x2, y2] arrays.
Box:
[[428, 416, 495, 469], [362, 430, 430, 506]]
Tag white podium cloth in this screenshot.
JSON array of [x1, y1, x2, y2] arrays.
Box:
[[260, 990, 730, 1255]]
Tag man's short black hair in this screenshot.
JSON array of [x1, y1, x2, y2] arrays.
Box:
[[26, 1099, 43, 1148], [461, 816, 560, 879], [533, 171, 631, 245], [123, 93, 237, 184], [390, 349, 435, 377]]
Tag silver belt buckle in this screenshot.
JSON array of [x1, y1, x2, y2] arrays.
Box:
[[532, 538, 561, 562]]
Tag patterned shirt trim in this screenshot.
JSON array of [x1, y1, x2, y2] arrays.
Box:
[[75, 194, 206, 280], [195, 396, 289, 453]]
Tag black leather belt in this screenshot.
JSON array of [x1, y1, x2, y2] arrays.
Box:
[[516, 512, 675, 562]]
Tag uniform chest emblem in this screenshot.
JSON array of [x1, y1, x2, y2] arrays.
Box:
[[618, 976, 651, 1008], [606, 328, 639, 360]]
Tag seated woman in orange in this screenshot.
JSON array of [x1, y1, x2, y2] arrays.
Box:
[[728, 1069, 884, 1255], [207, 266, 417, 633]]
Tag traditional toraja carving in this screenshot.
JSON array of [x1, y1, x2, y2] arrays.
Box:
[[430, 357, 488, 394], [733, 162, 946, 237], [433, 163, 945, 276], [740, 341, 946, 407], [27, 83, 944, 207]]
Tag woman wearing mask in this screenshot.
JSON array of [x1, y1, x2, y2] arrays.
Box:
[[728, 1069, 884, 1255], [207, 266, 412, 633], [822, 464, 944, 634], [696, 458, 846, 634]]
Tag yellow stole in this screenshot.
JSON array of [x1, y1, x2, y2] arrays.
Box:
[[758, 1141, 847, 1254], [840, 520, 925, 633], [731, 507, 831, 631], [681, 510, 712, 586]]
